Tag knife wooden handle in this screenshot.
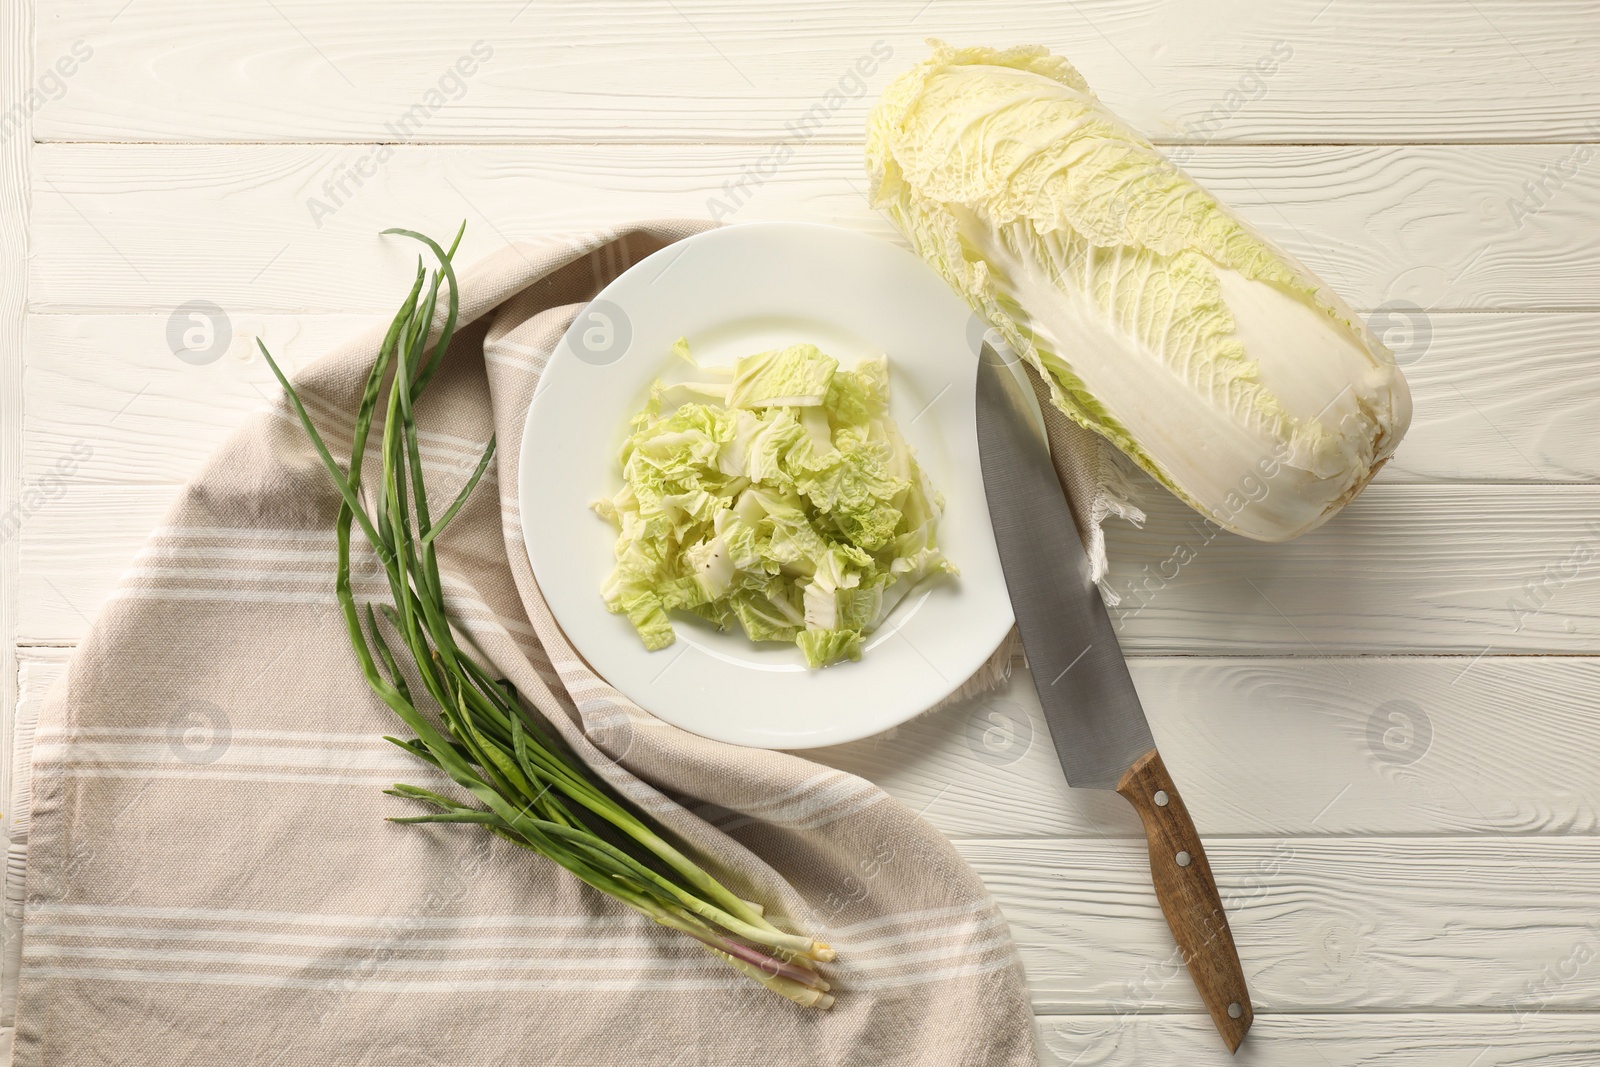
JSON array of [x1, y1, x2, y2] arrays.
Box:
[[1116, 748, 1253, 1053]]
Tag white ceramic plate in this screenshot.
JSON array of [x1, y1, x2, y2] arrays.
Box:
[[519, 222, 1012, 749]]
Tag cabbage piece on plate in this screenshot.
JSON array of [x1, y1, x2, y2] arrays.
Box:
[[866, 42, 1412, 541], [594, 341, 955, 668]]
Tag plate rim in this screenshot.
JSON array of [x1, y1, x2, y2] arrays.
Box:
[[517, 220, 1011, 749]]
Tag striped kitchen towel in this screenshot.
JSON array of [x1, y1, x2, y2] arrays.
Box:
[[13, 222, 1117, 1066]]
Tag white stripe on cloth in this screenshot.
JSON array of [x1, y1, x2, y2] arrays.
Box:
[[47, 768, 447, 787], [19, 967, 757, 994], [21, 958, 1015, 994], [840, 912, 1010, 954], [25, 926, 686, 952], [23, 942, 1013, 985], [33, 740, 424, 772], [27, 903, 663, 929], [29, 903, 1005, 969], [37, 727, 380, 743], [831, 902, 1002, 936], [739, 771, 887, 830], [26, 944, 721, 974]]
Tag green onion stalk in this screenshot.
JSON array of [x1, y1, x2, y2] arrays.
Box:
[[257, 224, 835, 1008]]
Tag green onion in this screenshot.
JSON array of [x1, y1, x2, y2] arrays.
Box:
[[257, 223, 835, 1008]]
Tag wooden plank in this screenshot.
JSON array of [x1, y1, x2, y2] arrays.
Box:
[[8, 549, 1593, 835], [12, 641, 1600, 843], [24, 310, 1600, 486], [816, 657, 1600, 839], [1390, 312, 1600, 483], [22, 313, 369, 484], [1034, 1013, 1600, 1065], [9, 652, 1596, 1019], [16, 484, 174, 645], [1102, 484, 1600, 654], [35, 1, 1600, 144], [15, 646, 1600, 1015], [19, 482, 1600, 653], [26, 143, 1600, 314], [962, 836, 1600, 1013]]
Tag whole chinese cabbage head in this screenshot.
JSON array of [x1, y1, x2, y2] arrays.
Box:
[[866, 42, 1411, 541]]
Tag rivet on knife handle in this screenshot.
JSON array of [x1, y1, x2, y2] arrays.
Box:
[[1115, 748, 1253, 1053]]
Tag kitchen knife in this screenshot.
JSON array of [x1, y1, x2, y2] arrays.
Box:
[[974, 344, 1253, 1052]]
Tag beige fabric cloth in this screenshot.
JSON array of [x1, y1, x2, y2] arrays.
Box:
[[14, 221, 1125, 1066]]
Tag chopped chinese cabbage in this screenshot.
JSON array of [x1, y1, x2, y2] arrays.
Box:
[[595, 340, 955, 667]]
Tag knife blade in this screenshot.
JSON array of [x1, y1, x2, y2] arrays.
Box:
[[974, 344, 1254, 1053]]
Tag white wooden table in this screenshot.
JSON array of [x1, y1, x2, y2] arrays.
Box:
[[4, 3, 1599, 1063]]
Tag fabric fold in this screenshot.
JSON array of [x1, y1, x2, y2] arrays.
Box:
[[13, 222, 1057, 1066]]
